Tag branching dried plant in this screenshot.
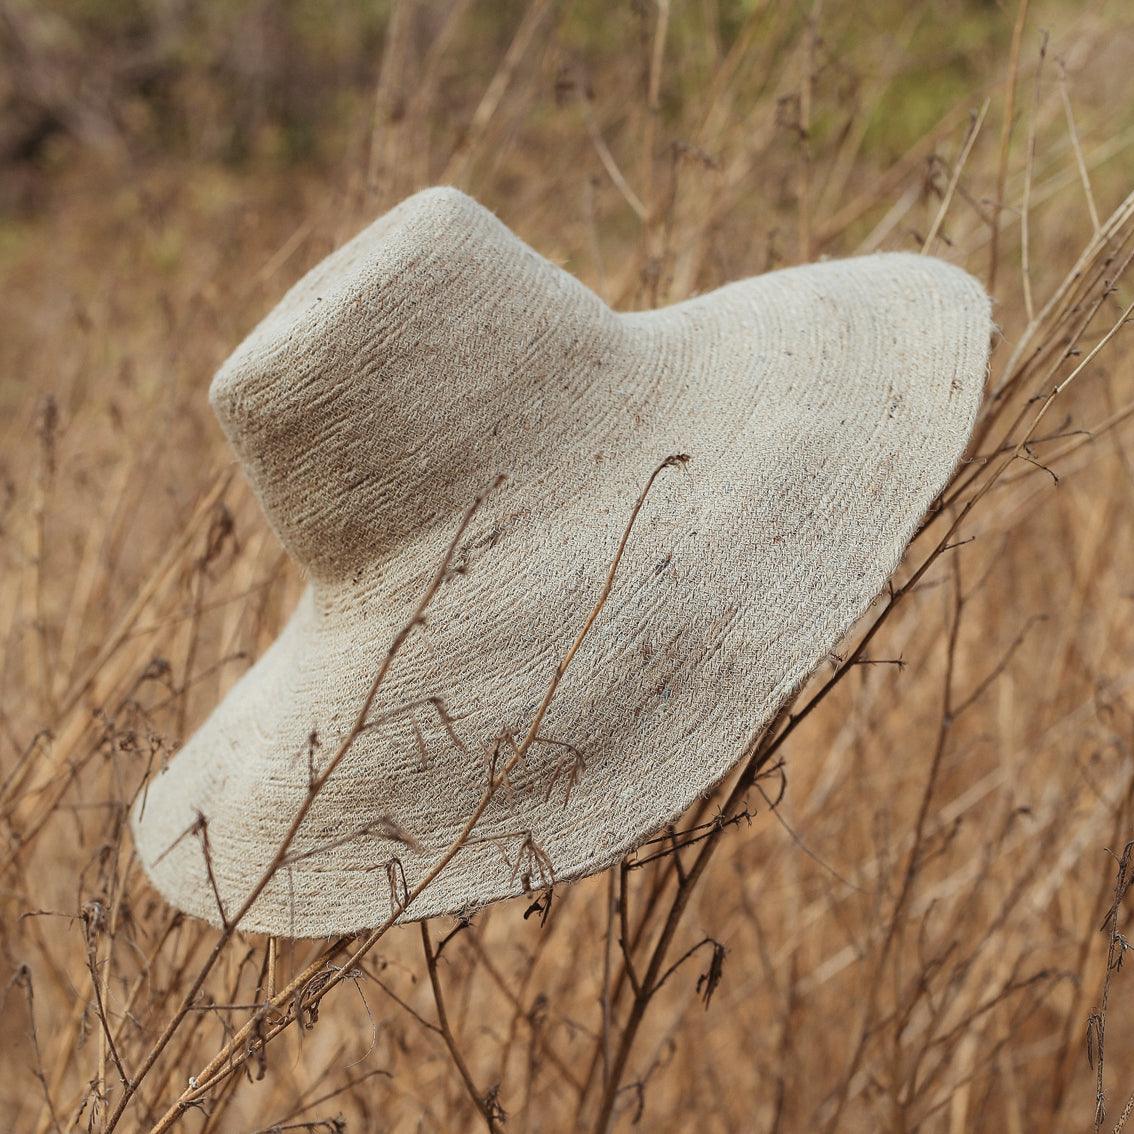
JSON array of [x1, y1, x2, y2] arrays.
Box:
[[3, 2, 1134, 1132]]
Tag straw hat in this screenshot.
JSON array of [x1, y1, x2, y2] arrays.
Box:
[[132, 187, 991, 937]]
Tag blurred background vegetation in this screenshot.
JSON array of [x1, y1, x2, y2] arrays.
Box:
[[2, 1, 1127, 205], [5, 0, 1002, 177], [4, 0, 1132, 414]]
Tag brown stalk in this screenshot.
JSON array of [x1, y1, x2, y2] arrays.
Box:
[[104, 481, 497, 1132], [987, 0, 1030, 293], [144, 455, 688, 1130], [421, 921, 502, 1132]]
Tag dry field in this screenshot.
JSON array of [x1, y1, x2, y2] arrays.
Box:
[[2, 1, 1134, 1130]]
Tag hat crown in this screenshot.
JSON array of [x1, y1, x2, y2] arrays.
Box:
[[210, 188, 626, 584]]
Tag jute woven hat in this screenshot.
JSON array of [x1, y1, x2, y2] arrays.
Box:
[[132, 187, 991, 937]]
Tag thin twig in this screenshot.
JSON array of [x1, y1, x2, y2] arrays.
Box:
[[421, 921, 502, 1132]]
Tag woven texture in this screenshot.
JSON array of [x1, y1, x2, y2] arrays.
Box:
[[132, 187, 991, 937]]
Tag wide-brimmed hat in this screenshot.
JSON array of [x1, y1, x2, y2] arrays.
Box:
[[132, 186, 991, 937]]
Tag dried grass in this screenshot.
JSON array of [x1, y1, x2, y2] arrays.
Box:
[[3, 1, 1134, 1131]]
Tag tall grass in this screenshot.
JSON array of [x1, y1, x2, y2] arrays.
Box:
[[2, 1, 1134, 1130]]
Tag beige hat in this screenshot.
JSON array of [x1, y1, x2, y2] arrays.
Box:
[[131, 187, 991, 937]]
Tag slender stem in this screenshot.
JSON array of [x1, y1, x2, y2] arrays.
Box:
[[421, 922, 500, 1132], [589, 703, 790, 1133], [107, 484, 494, 1133], [147, 456, 687, 1131]]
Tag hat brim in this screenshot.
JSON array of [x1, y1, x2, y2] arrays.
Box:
[[132, 251, 990, 938]]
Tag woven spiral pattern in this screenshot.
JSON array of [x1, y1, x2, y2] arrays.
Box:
[[132, 187, 992, 937]]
